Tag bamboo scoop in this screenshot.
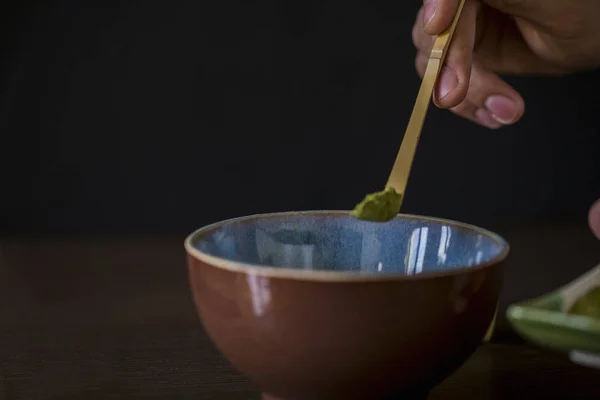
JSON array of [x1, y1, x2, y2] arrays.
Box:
[[352, 0, 467, 222], [350, 0, 498, 343]]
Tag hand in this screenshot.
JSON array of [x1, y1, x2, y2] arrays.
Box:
[[412, 0, 600, 129]]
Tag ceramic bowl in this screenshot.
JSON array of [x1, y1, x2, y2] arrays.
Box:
[[507, 264, 600, 369], [185, 212, 509, 400]]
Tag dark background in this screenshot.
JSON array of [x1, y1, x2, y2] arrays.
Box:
[[1, 4, 600, 398], [1, 0, 599, 236]]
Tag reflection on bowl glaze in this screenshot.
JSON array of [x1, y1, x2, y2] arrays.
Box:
[[192, 212, 506, 277], [186, 211, 509, 400]]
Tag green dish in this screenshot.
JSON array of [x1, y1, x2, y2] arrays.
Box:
[[507, 264, 600, 369]]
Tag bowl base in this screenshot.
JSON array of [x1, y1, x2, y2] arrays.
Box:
[[262, 390, 430, 400]]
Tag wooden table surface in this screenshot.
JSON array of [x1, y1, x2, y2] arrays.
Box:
[[1, 222, 599, 399]]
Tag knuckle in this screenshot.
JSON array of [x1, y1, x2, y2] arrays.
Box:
[[411, 24, 421, 48], [415, 58, 424, 77], [447, 42, 472, 63], [416, 53, 427, 70], [450, 101, 470, 115]]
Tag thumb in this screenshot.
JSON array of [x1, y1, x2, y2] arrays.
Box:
[[589, 199, 600, 240]]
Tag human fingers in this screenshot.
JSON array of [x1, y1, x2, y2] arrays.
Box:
[[422, 0, 461, 36], [589, 199, 600, 240], [457, 61, 524, 127], [416, 52, 487, 127], [412, 6, 436, 55], [433, 0, 479, 109], [413, 3, 474, 109], [484, 0, 559, 21], [416, 53, 524, 128], [473, 6, 570, 75]]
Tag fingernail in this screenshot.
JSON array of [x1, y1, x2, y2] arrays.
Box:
[[423, 0, 437, 28], [475, 109, 502, 129], [437, 66, 458, 100], [484, 95, 519, 124]]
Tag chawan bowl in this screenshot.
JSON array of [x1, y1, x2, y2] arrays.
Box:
[[185, 212, 509, 400]]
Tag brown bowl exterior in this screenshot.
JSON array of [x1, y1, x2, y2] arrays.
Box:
[[188, 253, 504, 400]]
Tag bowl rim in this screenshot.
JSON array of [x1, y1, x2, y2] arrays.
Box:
[[184, 211, 510, 282]]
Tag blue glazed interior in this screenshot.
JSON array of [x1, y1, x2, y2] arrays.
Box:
[[193, 213, 507, 275]]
